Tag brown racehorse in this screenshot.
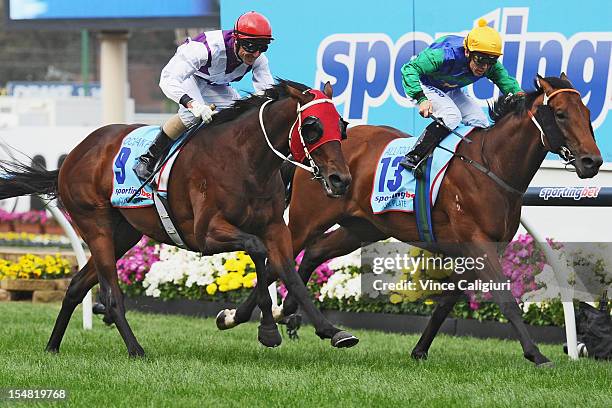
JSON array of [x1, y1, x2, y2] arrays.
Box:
[[0, 79, 360, 357], [222, 74, 603, 366]]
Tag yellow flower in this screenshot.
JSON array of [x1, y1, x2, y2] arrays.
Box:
[[206, 283, 217, 295], [223, 258, 241, 272], [424, 299, 434, 305], [389, 293, 403, 304], [242, 272, 257, 288], [236, 251, 255, 270], [218, 284, 229, 292]]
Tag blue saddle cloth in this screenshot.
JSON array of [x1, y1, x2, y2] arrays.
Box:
[[370, 125, 472, 213], [110, 126, 187, 208]]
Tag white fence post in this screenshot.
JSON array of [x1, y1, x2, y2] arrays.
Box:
[[47, 200, 92, 330], [520, 216, 578, 360]]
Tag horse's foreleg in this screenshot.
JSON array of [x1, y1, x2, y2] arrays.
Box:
[[203, 220, 280, 347], [470, 242, 551, 366], [217, 226, 366, 331], [46, 259, 98, 353], [282, 226, 363, 317], [265, 223, 359, 348], [410, 289, 462, 360], [246, 238, 282, 348]]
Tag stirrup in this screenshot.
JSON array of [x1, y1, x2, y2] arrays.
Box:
[[400, 155, 428, 179], [400, 155, 423, 170]]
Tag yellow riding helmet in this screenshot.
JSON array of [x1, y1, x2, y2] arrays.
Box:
[[464, 18, 503, 56]]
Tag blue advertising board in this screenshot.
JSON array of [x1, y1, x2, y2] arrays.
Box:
[[4, 0, 219, 29], [221, 0, 612, 162], [8, 0, 217, 19]]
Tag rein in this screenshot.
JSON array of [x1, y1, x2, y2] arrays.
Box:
[[436, 140, 524, 195]]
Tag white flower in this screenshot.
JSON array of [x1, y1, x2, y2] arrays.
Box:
[[319, 270, 361, 301], [328, 248, 361, 271]]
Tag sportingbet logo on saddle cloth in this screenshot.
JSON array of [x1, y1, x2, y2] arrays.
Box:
[[111, 126, 187, 208], [370, 125, 474, 213]]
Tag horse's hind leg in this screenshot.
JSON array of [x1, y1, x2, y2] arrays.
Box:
[[282, 226, 365, 317], [410, 289, 462, 360], [46, 259, 98, 353], [77, 210, 145, 356], [45, 217, 142, 354]]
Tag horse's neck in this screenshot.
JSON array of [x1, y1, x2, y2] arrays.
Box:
[[247, 98, 296, 176], [480, 115, 548, 193]]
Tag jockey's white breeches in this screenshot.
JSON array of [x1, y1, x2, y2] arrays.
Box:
[[422, 84, 489, 129], [177, 76, 241, 127]]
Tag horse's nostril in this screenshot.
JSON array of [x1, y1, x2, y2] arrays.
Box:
[[329, 174, 344, 188], [581, 155, 603, 169]]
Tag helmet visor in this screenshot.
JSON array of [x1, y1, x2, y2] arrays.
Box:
[[470, 52, 498, 67], [238, 39, 269, 53]]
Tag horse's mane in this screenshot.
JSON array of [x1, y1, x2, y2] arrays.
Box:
[[488, 76, 574, 125], [208, 78, 309, 127]]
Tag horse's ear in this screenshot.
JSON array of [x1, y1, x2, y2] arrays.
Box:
[[560, 72, 574, 87], [323, 81, 333, 99], [536, 75, 553, 94]]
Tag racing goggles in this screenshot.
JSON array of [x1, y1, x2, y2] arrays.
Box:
[[239, 40, 269, 53], [470, 52, 498, 67]]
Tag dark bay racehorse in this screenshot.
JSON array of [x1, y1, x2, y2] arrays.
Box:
[[0, 79, 359, 356], [222, 75, 602, 366]]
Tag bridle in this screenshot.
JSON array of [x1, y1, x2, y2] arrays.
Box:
[[258, 91, 338, 177], [438, 87, 585, 196], [527, 87, 582, 164]]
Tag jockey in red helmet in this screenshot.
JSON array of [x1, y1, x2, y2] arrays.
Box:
[[133, 11, 275, 183], [232, 11, 274, 66]]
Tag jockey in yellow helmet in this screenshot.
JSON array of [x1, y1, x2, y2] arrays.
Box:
[[399, 18, 523, 174]]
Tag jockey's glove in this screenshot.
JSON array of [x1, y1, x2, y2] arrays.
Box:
[[188, 100, 214, 124]]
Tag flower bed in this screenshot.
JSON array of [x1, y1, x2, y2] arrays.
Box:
[[114, 234, 598, 328], [0, 253, 73, 280], [0, 209, 66, 235], [0, 232, 77, 249]]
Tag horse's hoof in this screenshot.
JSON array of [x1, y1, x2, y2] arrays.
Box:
[[331, 331, 359, 348], [411, 350, 428, 360], [128, 346, 146, 358], [536, 361, 555, 369], [258, 324, 282, 348], [45, 346, 59, 354], [215, 309, 237, 330]]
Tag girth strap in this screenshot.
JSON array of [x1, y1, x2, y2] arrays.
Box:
[[153, 192, 189, 249]]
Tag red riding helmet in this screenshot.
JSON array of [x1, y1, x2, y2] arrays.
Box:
[[233, 11, 274, 41]]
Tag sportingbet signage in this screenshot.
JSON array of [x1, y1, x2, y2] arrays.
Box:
[[222, 0, 612, 161]]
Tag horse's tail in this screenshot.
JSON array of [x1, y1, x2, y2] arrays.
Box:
[[280, 160, 296, 208], [0, 159, 60, 200]]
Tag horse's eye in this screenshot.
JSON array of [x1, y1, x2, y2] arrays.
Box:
[[300, 116, 324, 144], [556, 111, 566, 120]]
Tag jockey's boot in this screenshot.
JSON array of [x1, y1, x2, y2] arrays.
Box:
[[399, 122, 450, 176], [133, 115, 187, 183], [133, 129, 173, 183]]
